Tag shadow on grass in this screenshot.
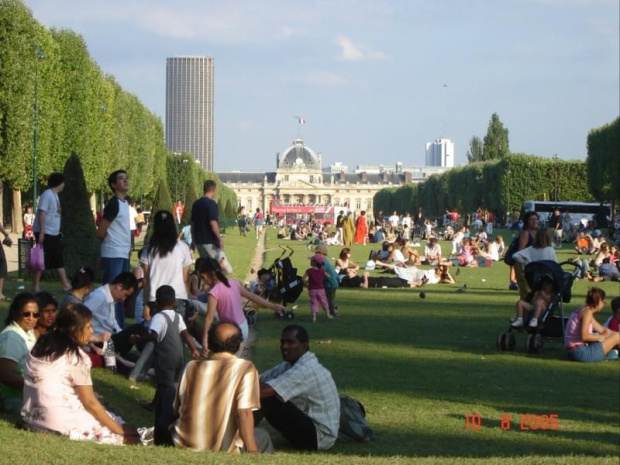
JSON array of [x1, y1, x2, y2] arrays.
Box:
[[329, 424, 618, 458]]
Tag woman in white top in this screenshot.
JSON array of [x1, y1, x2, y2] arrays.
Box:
[[512, 228, 558, 267], [140, 211, 193, 325]]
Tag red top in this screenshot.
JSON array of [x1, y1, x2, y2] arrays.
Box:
[[306, 267, 325, 290]]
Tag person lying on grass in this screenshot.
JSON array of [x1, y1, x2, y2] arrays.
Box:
[[338, 267, 454, 288]]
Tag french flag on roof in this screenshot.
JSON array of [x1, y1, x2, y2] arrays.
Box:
[[296, 116, 307, 124]]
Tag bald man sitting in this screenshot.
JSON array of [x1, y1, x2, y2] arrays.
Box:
[[170, 322, 274, 454]]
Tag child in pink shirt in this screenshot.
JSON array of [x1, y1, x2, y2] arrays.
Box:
[[302, 254, 333, 323]]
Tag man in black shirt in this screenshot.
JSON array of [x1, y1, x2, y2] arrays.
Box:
[[191, 180, 222, 259]]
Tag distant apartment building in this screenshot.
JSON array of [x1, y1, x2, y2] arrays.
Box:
[[165, 56, 214, 171], [425, 138, 455, 168]]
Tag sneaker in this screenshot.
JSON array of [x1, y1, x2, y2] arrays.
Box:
[[509, 283, 519, 291], [528, 318, 538, 328], [511, 318, 524, 328], [605, 349, 619, 360]]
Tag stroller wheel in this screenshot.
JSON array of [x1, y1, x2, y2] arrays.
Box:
[[275, 311, 286, 320], [496, 333, 509, 351], [507, 333, 516, 351], [526, 333, 544, 353], [285, 311, 295, 320]]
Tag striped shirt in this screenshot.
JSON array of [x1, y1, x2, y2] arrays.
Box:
[[172, 352, 260, 452], [260, 351, 340, 450]]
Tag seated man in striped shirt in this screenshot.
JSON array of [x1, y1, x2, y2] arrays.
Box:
[[171, 321, 273, 454], [256, 325, 340, 451]]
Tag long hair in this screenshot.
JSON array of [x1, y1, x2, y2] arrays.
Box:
[[196, 257, 230, 288], [5, 293, 38, 327], [31, 304, 92, 362], [532, 228, 552, 249], [339, 248, 351, 260], [147, 210, 178, 258], [585, 287, 606, 308]]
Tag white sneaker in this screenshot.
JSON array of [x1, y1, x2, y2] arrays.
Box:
[[511, 318, 524, 328], [529, 318, 538, 328]]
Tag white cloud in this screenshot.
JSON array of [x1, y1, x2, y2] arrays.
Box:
[[335, 35, 390, 61], [306, 71, 348, 87]]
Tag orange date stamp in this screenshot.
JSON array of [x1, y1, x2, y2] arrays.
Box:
[[464, 413, 559, 431]]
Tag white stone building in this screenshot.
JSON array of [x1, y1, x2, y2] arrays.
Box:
[[218, 138, 451, 215]]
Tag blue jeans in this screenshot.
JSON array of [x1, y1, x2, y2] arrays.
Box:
[[569, 342, 604, 363], [129, 340, 154, 382], [102, 257, 130, 328]]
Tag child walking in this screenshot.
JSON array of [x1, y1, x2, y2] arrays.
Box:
[[129, 285, 199, 445], [303, 254, 333, 323]]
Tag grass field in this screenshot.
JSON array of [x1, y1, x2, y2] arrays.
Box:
[[0, 228, 618, 464]]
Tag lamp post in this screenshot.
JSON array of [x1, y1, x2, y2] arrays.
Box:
[[552, 154, 559, 203], [182, 159, 189, 204], [32, 46, 47, 210], [173, 152, 180, 202], [506, 169, 511, 223]]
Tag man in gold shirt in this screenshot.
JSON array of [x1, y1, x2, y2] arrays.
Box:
[[171, 322, 273, 453]]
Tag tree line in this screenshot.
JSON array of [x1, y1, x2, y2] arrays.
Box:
[[374, 154, 594, 221], [375, 115, 619, 221], [0, 0, 236, 232]]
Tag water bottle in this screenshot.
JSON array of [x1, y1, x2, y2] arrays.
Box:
[[103, 340, 117, 372]]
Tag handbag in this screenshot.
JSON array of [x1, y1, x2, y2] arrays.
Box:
[[27, 244, 45, 272]]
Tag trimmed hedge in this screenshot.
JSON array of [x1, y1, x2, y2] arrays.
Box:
[[374, 155, 593, 219]]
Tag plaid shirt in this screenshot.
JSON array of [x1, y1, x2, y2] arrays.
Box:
[[260, 351, 340, 449]]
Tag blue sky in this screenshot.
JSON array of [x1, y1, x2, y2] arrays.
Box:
[[25, 0, 619, 172]]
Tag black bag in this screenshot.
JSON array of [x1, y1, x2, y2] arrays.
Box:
[[338, 394, 372, 442], [503, 236, 520, 266]]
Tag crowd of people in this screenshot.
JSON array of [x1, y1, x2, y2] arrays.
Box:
[[1, 177, 619, 454], [0, 174, 342, 454]]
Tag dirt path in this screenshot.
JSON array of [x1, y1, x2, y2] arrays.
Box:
[[239, 229, 267, 360]]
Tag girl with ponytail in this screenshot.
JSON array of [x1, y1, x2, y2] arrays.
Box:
[[196, 258, 285, 354]]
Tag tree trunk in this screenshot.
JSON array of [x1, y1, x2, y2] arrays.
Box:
[[90, 192, 97, 216], [12, 189, 23, 235], [0, 181, 4, 227]]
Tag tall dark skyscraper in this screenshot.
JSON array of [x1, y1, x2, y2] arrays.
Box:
[[165, 56, 214, 171]]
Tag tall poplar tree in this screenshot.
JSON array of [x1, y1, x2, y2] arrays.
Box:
[[482, 113, 510, 160]]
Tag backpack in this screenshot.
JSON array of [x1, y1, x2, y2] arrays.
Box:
[[338, 394, 372, 442], [503, 236, 520, 266]]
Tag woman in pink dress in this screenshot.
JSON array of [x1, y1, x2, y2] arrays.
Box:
[[22, 304, 142, 444], [353, 211, 368, 245]]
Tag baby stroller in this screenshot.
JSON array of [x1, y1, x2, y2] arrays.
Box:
[[266, 246, 303, 319], [497, 260, 578, 354]]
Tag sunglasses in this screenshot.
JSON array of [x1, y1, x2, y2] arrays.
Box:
[[22, 312, 40, 318]]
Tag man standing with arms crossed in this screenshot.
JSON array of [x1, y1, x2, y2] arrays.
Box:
[[191, 180, 222, 259], [97, 170, 132, 328]]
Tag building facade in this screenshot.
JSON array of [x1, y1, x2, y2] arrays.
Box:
[[165, 56, 215, 171], [218, 139, 451, 215], [425, 138, 455, 167]]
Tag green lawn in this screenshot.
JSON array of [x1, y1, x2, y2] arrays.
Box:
[[0, 228, 618, 464]]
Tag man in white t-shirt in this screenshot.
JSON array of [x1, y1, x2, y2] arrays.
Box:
[[97, 170, 132, 328], [128, 200, 138, 251], [389, 211, 400, 230], [32, 173, 71, 292]]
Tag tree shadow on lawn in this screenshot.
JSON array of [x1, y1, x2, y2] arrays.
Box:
[[333, 350, 616, 412], [329, 423, 617, 458]]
